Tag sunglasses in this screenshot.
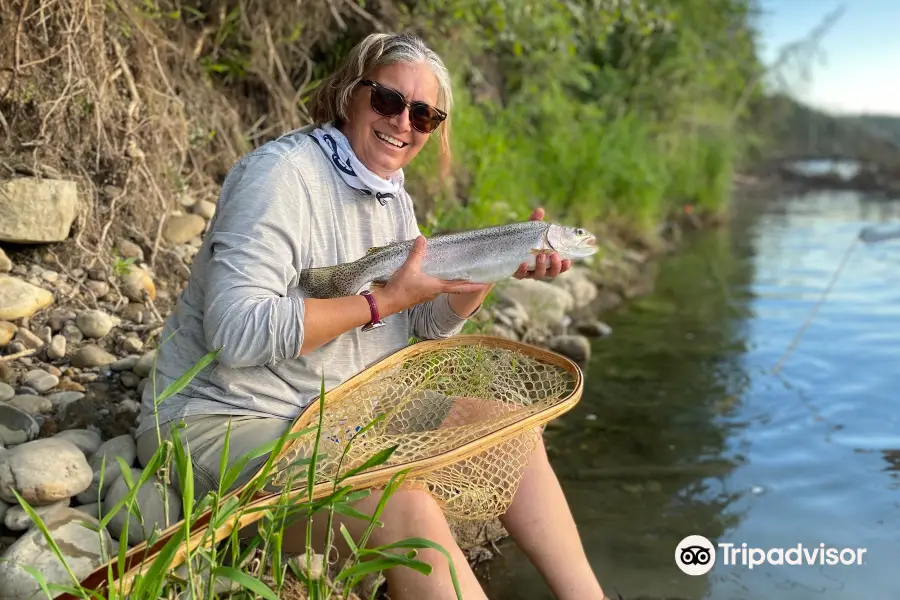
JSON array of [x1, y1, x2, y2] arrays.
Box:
[[359, 79, 447, 134]]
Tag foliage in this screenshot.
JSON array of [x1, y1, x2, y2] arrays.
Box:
[[4, 347, 463, 600]]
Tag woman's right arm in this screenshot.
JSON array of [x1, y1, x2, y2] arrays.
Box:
[[201, 152, 485, 366]]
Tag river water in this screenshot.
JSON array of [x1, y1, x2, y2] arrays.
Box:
[[482, 187, 900, 599]]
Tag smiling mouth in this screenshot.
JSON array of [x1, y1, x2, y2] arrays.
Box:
[[375, 130, 408, 149]]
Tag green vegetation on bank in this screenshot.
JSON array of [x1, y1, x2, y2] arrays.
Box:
[[392, 0, 767, 236]]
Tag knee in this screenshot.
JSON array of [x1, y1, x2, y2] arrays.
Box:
[[376, 488, 452, 541]]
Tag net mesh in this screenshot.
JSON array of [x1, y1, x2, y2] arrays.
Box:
[[268, 340, 580, 521]]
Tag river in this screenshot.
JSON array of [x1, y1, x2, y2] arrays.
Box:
[[481, 186, 900, 599]]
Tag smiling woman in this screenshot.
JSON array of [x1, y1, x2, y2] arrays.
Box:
[[134, 32, 605, 600]]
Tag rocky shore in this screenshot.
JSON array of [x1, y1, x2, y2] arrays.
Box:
[[0, 175, 659, 598]]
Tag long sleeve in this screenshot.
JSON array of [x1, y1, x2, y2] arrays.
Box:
[[201, 151, 310, 368]]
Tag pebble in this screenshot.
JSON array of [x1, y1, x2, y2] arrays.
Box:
[[116, 239, 144, 261], [194, 200, 216, 220], [49, 309, 76, 332], [37, 325, 52, 346], [119, 371, 141, 389], [75, 309, 114, 338], [47, 334, 67, 358], [0, 509, 114, 600], [120, 302, 145, 323], [40, 270, 58, 283], [548, 334, 591, 363], [23, 369, 59, 393], [71, 345, 117, 368], [164, 214, 206, 245], [7, 395, 53, 415], [120, 265, 156, 302], [0, 382, 13, 402], [85, 280, 110, 297], [133, 352, 156, 377], [0, 437, 92, 505], [0, 321, 15, 345], [63, 323, 84, 343], [122, 336, 143, 353], [54, 428, 102, 458], [4, 498, 69, 531], [13, 328, 43, 350], [104, 467, 181, 545], [0, 249, 10, 273], [110, 355, 139, 372], [0, 276, 53, 321], [0, 405, 39, 446], [76, 434, 137, 504]]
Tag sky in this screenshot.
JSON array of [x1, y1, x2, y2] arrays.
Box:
[[755, 0, 900, 116]]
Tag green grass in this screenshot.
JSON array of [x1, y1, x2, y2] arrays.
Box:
[[2, 346, 464, 600]]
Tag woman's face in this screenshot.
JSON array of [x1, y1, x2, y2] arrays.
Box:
[[341, 61, 440, 178]]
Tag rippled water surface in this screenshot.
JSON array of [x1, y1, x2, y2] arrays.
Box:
[[482, 189, 900, 599]]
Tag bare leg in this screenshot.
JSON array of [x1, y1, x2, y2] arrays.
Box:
[[440, 397, 606, 599], [500, 435, 605, 600], [282, 487, 488, 600]]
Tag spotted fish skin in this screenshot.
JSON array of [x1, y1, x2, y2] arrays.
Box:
[[297, 220, 596, 299]]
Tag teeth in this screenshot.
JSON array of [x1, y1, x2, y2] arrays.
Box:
[[375, 131, 405, 148]]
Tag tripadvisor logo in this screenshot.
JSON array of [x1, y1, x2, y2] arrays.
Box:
[[675, 535, 868, 575], [675, 535, 716, 576]]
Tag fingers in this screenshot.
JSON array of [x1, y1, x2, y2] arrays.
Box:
[[443, 281, 492, 295], [532, 253, 547, 279], [529, 207, 545, 222], [514, 262, 529, 279]]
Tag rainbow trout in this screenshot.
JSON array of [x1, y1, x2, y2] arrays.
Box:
[[297, 220, 597, 299]]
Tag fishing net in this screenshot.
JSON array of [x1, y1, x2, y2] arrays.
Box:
[[268, 335, 583, 521]]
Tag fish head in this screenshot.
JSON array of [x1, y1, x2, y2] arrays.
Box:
[[546, 224, 598, 259]]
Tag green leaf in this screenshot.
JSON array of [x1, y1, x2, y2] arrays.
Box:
[[336, 445, 398, 483], [154, 349, 219, 408]]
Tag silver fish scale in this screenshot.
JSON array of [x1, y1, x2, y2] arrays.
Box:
[[298, 221, 552, 299]]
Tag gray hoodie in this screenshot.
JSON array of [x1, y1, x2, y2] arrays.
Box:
[[135, 128, 473, 439]]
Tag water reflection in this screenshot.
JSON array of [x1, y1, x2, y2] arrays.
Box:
[[482, 189, 900, 599]]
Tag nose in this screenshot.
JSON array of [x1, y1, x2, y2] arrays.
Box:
[[388, 107, 412, 132]]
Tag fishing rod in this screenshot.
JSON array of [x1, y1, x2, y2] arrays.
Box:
[[772, 223, 900, 374]]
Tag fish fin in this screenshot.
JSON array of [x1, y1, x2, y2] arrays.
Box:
[[365, 239, 406, 255], [529, 248, 555, 255]]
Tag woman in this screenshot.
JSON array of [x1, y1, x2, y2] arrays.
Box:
[[136, 32, 606, 600]]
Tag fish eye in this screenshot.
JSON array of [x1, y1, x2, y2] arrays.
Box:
[[575, 228, 585, 235]]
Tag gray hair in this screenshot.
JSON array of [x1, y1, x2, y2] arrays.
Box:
[[307, 33, 454, 174]]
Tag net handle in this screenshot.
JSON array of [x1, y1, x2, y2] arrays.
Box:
[[68, 335, 583, 597]]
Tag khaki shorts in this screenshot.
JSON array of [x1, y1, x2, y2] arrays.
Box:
[[136, 415, 294, 503]]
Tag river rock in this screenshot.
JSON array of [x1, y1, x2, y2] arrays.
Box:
[[132, 352, 156, 377], [194, 200, 216, 220], [492, 297, 530, 333], [548, 335, 591, 363], [85, 279, 110, 297], [121, 336, 143, 353], [0, 509, 114, 600], [0, 382, 13, 402], [116, 239, 144, 261], [0, 249, 10, 273], [0, 177, 78, 243], [0, 405, 38, 446], [495, 279, 574, 330], [0, 321, 15, 345], [47, 334, 67, 359], [576, 319, 612, 338], [71, 345, 117, 368], [0, 437, 92, 505], [0, 276, 53, 321], [164, 214, 206, 245], [0, 499, 8, 525], [119, 371, 140, 389], [7, 395, 53, 415], [103, 467, 181, 546], [552, 267, 598, 309], [120, 265, 156, 302], [13, 327, 43, 350], [76, 309, 114, 338], [23, 369, 58, 393], [76, 434, 137, 504], [55, 429, 102, 458], [4, 497, 69, 531], [47, 391, 84, 414], [487, 323, 518, 341]]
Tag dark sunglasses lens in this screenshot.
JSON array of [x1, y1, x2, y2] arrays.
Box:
[[410, 104, 441, 133], [371, 86, 404, 116]]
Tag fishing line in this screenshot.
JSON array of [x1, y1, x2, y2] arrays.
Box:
[[772, 223, 900, 375]]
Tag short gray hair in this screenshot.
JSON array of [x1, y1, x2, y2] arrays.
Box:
[[307, 33, 454, 173]]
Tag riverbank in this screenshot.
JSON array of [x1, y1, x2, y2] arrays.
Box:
[[0, 170, 702, 598]]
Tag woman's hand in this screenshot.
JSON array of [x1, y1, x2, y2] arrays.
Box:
[[514, 207, 572, 280], [375, 236, 491, 316]]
